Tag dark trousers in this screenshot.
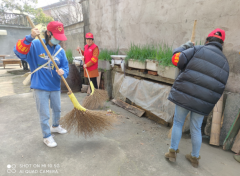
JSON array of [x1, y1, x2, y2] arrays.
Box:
[[90, 77, 98, 90], [21, 60, 29, 70]]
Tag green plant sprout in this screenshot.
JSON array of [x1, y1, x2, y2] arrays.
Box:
[[98, 49, 119, 61], [65, 49, 73, 64]]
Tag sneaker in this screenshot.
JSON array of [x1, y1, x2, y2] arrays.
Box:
[[43, 136, 57, 148], [50, 125, 67, 134]]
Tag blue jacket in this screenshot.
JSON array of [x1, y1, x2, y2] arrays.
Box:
[[168, 42, 229, 116], [14, 35, 69, 91]]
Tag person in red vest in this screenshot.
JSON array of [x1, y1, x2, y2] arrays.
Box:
[[77, 32, 99, 89]]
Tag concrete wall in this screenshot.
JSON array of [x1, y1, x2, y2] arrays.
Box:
[[86, 0, 240, 93], [0, 25, 31, 60], [81, 0, 90, 44], [0, 22, 84, 63], [64, 21, 85, 57]]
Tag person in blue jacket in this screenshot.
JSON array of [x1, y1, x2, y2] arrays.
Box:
[[13, 21, 69, 148]]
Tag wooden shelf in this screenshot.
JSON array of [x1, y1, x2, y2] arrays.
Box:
[[113, 67, 175, 85]]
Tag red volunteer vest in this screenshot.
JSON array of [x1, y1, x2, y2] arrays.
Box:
[[84, 43, 98, 71]]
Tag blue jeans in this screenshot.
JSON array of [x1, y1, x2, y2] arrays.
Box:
[[170, 105, 204, 158], [34, 89, 61, 138]]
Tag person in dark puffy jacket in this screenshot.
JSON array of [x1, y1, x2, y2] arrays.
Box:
[[165, 29, 229, 168]]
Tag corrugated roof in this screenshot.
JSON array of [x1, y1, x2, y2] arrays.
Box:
[[41, 1, 75, 10]]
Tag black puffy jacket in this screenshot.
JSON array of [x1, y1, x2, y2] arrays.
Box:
[[168, 42, 229, 116]]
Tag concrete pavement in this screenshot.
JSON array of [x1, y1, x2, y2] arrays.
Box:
[[0, 66, 239, 176], [0, 65, 31, 97]]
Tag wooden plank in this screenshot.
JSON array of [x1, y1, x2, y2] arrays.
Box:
[[148, 70, 158, 76], [113, 67, 174, 85], [133, 76, 142, 80], [112, 99, 145, 117], [2, 59, 22, 69], [210, 95, 223, 146], [125, 98, 169, 126], [231, 130, 240, 153], [223, 110, 240, 150], [143, 108, 169, 126]]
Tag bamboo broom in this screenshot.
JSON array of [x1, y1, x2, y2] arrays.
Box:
[[168, 20, 197, 138], [82, 67, 109, 109], [26, 16, 116, 137], [77, 48, 109, 110]]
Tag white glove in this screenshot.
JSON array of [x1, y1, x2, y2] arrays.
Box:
[[181, 41, 194, 49]]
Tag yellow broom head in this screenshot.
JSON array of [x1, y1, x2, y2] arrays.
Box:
[[82, 81, 109, 110], [60, 93, 116, 137]]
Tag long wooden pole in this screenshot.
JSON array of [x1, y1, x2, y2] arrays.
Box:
[[26, 16, 72, 94], [210, 95, 224, 146], [191, 20, 197, 43], [174, 20, 197, 78], [169, 20, 198, 139]]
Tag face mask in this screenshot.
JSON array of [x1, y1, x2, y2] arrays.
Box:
[[50, 37, 60, 45]]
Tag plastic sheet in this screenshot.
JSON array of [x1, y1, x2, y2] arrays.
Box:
[[112, 72, 126, 101], [119, 76, 175, 122]]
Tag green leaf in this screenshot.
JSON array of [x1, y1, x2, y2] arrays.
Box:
[[65, 49, 73, 64], [98, 49, 119, 61], [126, 42, 174, 67]]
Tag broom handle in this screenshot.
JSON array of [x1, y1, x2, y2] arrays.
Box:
[[78, 47, 91, 83], [83, 63, 95, 95], [175, 20, 197, 79], [26, 16, 73, 94], [78, 47, 95, 95], [191, 20, 197, 43], [84, 66, 91, 83]]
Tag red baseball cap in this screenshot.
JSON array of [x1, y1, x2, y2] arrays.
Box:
[[47, 21, 67, 41], [86, 32, 94, 39], [208, 28, 225, 42]]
